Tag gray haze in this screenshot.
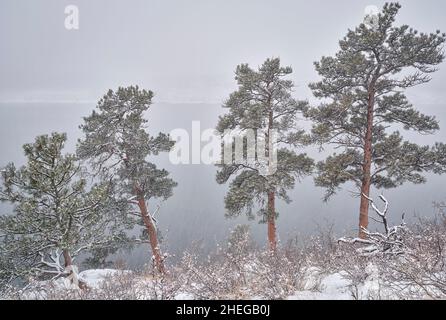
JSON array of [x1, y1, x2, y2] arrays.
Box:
[[1, 0, 446, 265]]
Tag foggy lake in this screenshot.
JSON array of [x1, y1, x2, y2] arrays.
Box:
[[1, 101, 445, 267]]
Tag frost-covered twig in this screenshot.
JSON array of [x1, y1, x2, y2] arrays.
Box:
[[338, 195, 408, 256]]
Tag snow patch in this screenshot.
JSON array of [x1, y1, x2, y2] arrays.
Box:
[[79, 269, 130, 289]]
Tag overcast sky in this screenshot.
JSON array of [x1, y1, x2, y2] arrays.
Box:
[[1, 0, 446, 104], [1, 1, 446, 260]]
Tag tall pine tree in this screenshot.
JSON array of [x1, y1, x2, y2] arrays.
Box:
[[77, 86, 177, 273], [306, 3, 446, 238], [217, 58, 314, 251]]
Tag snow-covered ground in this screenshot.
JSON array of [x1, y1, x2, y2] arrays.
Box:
[[287, 266, 382, 300], [11, 266, 388, 300], [79, 269, 129, 289]]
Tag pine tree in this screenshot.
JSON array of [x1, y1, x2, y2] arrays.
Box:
[[77, 86, 177, 273], [217, 58, 314, 251], [306, 2, 446, 238], [0, 133, 125, 284]]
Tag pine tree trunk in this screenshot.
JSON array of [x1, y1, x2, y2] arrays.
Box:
[[63, 249, 72, 267], [63, 248, 88, 289], [266, 104, 277, 252], [135, 187, 165, 274], [267, 191, 277, 252], [359, 86, 376, 239]]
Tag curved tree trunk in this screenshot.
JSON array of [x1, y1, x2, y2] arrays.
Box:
[[359, 86, 376, 239], [267, 191, 277, 252], [135, 187, 165, 274], [63, 248, 85, 289]]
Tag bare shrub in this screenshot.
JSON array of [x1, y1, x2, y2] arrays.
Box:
[[178, 225, 256, 299], [178, 225, 309, 300], [378, 214, 446, 299]]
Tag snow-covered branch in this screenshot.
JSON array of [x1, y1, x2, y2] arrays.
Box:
[[338, 194, 408, 256]]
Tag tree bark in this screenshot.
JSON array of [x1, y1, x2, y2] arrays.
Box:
[[267, 191, 277, 252], [135, 187, 165, 274], [359, 86, 376, 239], [63, 249, 72, 267], [266, 103, 278, 252], [63, 249, 88, 289]]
